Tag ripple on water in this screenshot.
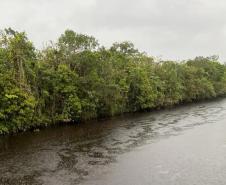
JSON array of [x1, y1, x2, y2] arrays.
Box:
[[1, 99, 226, 185]]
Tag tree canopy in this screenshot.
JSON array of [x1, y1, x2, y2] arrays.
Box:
[[1, 28, 226, 134]]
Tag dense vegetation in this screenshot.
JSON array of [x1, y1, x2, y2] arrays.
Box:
[[1, 28, 226, 134]]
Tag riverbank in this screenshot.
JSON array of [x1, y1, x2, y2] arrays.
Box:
[[1, 96, 225, 136]]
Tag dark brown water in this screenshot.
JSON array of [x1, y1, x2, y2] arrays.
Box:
[[1, 99, 226, 185]]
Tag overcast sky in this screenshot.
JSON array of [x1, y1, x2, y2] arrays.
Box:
[[1, 0, 226, 61]]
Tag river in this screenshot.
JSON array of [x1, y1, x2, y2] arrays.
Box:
[[1, 99, 226, 185]]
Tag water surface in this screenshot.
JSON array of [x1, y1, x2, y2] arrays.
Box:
[[1, 99, 226, 185]]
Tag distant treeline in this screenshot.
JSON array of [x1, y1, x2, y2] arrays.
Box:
[[0, 28, 226, 134]]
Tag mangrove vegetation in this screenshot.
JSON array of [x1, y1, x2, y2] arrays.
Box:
[[1, 28, 226, 134]]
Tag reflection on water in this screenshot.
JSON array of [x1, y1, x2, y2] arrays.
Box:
[[0, 99, 226, 185]]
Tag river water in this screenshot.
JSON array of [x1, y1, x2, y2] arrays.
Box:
[[1, 99, 226, 185]]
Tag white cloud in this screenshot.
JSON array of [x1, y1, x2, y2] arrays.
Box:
[[0, 0, 226, 61]]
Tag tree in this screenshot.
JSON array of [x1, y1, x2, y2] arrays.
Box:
[[1, 28, 226, 134]]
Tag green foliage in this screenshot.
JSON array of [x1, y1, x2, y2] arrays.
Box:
[[1, 28, 226, 134], [0, 88, 36, 133]]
